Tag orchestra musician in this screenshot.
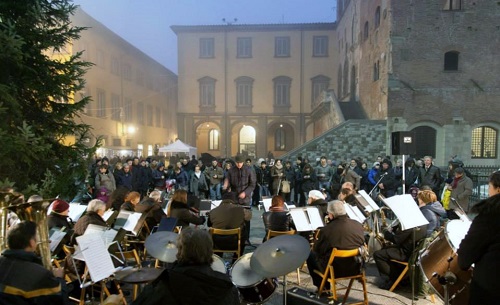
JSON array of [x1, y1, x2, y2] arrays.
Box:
[[0, 221, 68, 305], [166, 189, 205, 229], [261, 195, 294, 242], [132, 227, 240, 305], [458, 171, 500, 305], [306, 200, 365, 293], [373, 213, 427, 290]]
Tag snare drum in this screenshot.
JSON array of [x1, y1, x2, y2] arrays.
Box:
[[419, 220, 472, 305], [230, 253, 277, 304], [211, 254, 227, 274]]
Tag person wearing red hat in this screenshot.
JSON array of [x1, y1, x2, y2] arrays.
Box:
[[47, 199, 72, 231]]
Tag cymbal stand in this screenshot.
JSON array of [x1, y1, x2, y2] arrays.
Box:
[[432, 270, 456, 305], [282, 274, 288, 305]]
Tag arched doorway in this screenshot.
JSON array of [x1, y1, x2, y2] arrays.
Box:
[[411, 126, 437, 159], [239, 125, 256, 158], [196, 120, 221, 156]]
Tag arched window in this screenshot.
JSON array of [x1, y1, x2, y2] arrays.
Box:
[[444, 51, 459, 71], [342, 60, 349, 97], [311, 75, 330, 107], [363, 21, 369, 41], [337, 66, 343, 99], [198, 76, 216, 106], [208, 129, 219, 150], [373, 61, 379, 81], [235, 76, 254, 106], [375, 6, 381, 28], [273, 76, 292, 106], [471, 126, 498, 159], [275, 127, 286, 151]]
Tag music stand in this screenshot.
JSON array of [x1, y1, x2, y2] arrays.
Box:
[[380, 194, 429, 305]]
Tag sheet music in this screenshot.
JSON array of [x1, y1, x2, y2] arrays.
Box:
[[49, 229, 67, 253], [382, 194, 429, 230], [343, 204, 366, 224], [305, 207, 324, 230], [102, 209, 115, 221], [284, 203, 295, 210], [358, 190, 380, 211], [76, 234, 116, 283], [211, 200, 222, 208], [68, 203, 87, 222], [262, 198, 272, 212], [84, 224, 118, 247], [289, 207, 324, 231]]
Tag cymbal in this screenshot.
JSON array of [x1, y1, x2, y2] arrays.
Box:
[[115, 267, 163, 284], [145, 231, 179, 263], [250, 234, 310, 278]]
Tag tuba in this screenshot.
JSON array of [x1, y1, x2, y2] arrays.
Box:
[[8, 195, 53, 270], [0, 187, 25, 253]]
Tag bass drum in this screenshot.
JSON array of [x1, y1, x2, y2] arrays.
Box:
[[419, 220, 472, 305], [230, 253, 277, 304], [211, 254, 227, 274]]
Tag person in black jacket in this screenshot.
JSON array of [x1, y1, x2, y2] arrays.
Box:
[[0, 221, 69, 305], [132, 227, 240, 305], [167, 190, 205, 229], [376, 159, 398, 198], [457, 171, 500, 305], [262, 195, 294, 242], [48, 199, 72, 231], [306, 200, 365, 291]]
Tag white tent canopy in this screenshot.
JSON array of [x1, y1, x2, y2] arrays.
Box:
[[158, 139, 197, 157]]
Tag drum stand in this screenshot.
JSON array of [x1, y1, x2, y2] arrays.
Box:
[[281, 274, 288, 305], [432, 271, 457, 305]]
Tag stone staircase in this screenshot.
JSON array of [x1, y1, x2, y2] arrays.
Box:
[[282, 119, 387, 164]]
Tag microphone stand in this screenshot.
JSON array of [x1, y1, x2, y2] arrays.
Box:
[[450, 198, 470, 221], [369, 173, 388, 196]]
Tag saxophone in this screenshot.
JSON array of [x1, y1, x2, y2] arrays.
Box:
[[0, 187, 25, 253], [8, 195, 53, 270]]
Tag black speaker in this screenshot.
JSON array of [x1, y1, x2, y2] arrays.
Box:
[[391, 131, 416, 155], [287, 287, 340, 304]]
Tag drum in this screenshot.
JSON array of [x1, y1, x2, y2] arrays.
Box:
[[211, 254, 227, 274], [230, 253, 277, 304], [419, 219, 473, 305]]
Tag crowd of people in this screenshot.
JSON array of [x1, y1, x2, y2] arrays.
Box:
[[1, 151, 494, 305]]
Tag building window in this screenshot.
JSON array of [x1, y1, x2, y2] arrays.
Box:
[[237, 37, 252, 58], [363, 22, 369, 41], [471, 126, 498, 159], [124, 97, 132, 122], [122, 63, 132, 81], [275, 128, 286, 151], [110, 57, 120, 75], [96, 49, 105, 68], [443, 0, 462, 10], [342, 61, 349, 97], [375, 6, 381, 28], [147, 105, 153, 126], [96, 89, 106, 118], [162, 110, 168, 128], [235, 76, 253, 106], [337, 66, 343, 98], [373, 61, 380, 81], [313, 36, 328, 57], [275, 36, 290, 57], [311, 75, 330, 106], [199, 77, 216, 107], [137, 102, 144, 125], [273, 76, 292, 106], [200, 38, 214, 58], [136, 70, 144, 87], [209, 129, 220, 150], [111, 94, 121, 121], [155, 107, 161, 127], [444, 51, 459, 71]]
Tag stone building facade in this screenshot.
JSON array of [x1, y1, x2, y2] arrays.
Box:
[[71, 9, 178, 158]]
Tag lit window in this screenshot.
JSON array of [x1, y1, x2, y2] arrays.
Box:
[[275, 128, 286, 151], [209, 129, 219, 150], [471, 126, 497, 159]]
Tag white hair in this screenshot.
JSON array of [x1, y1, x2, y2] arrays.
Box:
[[87, 199, 107, 212]]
